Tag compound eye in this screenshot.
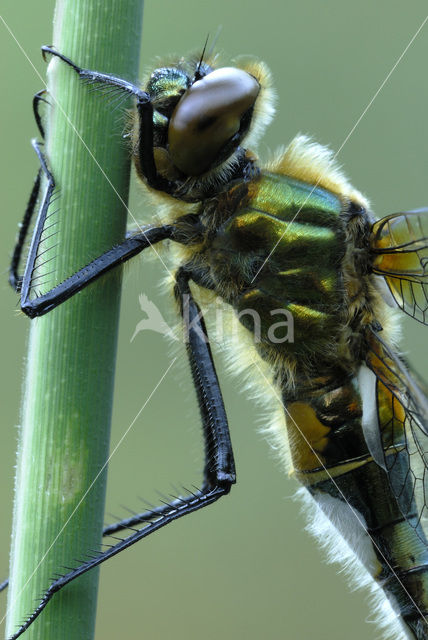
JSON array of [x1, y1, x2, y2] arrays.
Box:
[[168, 67, 260, 176]]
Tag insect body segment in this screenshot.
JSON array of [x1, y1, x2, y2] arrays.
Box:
[[205, 171, 346, 360], [7, 46, 428, 640]]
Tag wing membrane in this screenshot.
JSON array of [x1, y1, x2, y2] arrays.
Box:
[[370, 209, 428, 324], [365, 327, 428, 537]]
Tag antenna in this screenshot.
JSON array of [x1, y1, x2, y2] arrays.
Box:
[[194, 33, 210, 81]]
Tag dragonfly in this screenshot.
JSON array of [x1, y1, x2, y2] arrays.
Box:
[[5, 44, 428, 640]]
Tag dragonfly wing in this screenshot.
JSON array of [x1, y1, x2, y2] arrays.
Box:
[[370, 208, 428, 324], [365, 326, 428, 534]]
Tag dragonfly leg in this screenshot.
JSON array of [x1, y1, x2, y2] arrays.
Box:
[[1, 494, 206, 597], [9, 166, 42, 293], [7, 268, 236, 640], [12, 130, 174, 317], [41, 46, 174, 193], [13, 135, 173, 318], [12, 47, 182, 315], [33, 89, 49, 139], [9, 90, 50, 292], [20, 219, 174, 318]]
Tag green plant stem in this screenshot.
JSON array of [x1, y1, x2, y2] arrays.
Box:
[[6, 1, 144, 638]]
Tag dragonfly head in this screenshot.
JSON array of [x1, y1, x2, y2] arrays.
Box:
[[140, 54, 276, 188], [168, 66, 260, 176]]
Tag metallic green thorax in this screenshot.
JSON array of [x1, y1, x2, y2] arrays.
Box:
[[206, 171, 346, 362]]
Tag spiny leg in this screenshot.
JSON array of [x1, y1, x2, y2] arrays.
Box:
[[9, 167, 41, 293], [41, 46, 174, 193], [11, 140, 55, 306], [13, 46, 185, 316], [9, 91, 51, 292], [0, 498, 183, 595], [20, 216, 174, 317], [33, 90, 49, 139], [14, 138, 174, 317], [0, 500, 189, 595], [7, 268, 235, 640], [0, 498, 186, 595]]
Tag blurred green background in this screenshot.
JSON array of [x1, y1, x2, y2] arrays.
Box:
[[1, 2, 427, 639]]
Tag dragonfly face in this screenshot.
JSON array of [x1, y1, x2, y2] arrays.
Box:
[[130, 52, 274, 201], [7, 43, 428, 640]]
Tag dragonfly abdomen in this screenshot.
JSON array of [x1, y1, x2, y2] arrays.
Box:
[[285, 378, 428, 640]]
